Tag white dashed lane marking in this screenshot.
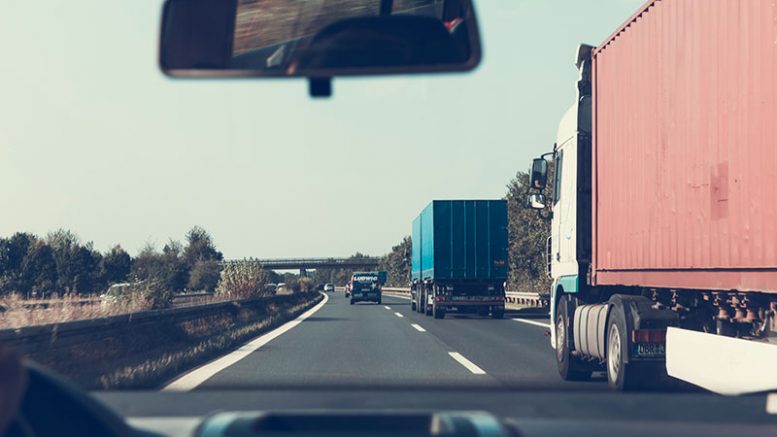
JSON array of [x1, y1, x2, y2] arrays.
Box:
[[448, 352, 486, 375]]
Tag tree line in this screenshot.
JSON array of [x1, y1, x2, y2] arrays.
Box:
[[4, 166, 553, 299], [0, 226, 223, 299]]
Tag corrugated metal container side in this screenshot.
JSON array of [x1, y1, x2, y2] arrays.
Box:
[[411, 200, 508, 282], [411, 214, 423, 281], [592, 0, 777, 293], [421, 202, 436, 279]]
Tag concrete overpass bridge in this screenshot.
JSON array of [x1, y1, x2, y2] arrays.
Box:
[[222, 257, 381, 276]]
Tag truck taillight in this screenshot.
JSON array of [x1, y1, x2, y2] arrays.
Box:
[[435, 295, 446, 302], [631, 329, 666, 344]]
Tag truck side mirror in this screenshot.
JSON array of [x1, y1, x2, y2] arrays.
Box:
[[531, 158, 549, 190], [527, 193, 546, 210]]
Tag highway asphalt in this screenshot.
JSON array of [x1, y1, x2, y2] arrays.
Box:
[[187, 292, 607, 391], [97, 292, 777, 427]]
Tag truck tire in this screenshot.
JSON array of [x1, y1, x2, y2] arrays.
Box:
[[350, 299, 355, 305], [433, 304, 445, 319], [556, 295, 592, 381], [411, 301, 417, 311], [425, 294, 433, 316], [606, 304, 641, 391], [377, 298, 382, 305], [491, 307, 505, 319]]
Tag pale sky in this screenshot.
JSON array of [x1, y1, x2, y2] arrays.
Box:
[[0, 0, 645, 259]]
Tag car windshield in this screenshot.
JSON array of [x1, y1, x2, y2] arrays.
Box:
[[1, 0, 776, 407]]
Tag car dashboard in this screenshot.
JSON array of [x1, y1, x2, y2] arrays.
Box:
[[95, 388, 777, 437]]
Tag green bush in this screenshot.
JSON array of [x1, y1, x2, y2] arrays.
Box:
[[216, 261, 270, 300], [188, 260, 222, 293]]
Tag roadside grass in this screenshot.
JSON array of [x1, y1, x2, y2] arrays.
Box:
[[0, 292, 221, 329], [0, 294, 141, 329], [99, 296, 320, 389], [1, 291, 322, 389]]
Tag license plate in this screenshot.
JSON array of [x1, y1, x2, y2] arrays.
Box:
[[633, 343, 665, 358]]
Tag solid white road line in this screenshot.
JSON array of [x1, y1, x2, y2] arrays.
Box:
[[411, 324, 426, 332], [384, 306, 392, 310], [395, 312, 404, 318], [512, 318, 551, 329], [448, 352, 486, 375], [162, 292, 330, 392]]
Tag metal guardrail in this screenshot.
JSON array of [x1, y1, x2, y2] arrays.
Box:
[[17, 297, 100, 309], [381, 287, 548, 308], [15, 292, 216, 310], [381, 287, 411, 294]]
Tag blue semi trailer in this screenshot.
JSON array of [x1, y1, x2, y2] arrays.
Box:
[[411, 200, 509, 319]]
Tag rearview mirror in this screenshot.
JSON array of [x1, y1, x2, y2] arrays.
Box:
[[527, 193, 546, 210], [159, 0, 482, 96], [531, 158, 549, 190]]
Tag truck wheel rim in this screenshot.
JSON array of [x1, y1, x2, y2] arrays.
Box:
[[608, 323, 621, 382], [556, 315, 566, 364]]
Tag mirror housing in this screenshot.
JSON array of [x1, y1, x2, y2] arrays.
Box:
[[527, 193, 547, 210], [531, 158, 549, 190], [160, 0, 238, 71], [159, 0, 482, 96]]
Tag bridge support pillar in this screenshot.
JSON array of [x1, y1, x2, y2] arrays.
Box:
[[300, 268, 307, 277]]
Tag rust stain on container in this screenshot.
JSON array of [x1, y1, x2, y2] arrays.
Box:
[[710, 162, 729, 221]]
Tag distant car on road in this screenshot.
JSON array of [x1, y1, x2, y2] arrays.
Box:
[[349, 272, 382, 305], [323, 283, 335, 292]]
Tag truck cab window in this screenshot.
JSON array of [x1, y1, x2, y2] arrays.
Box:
[[553, 150, 563, 204]]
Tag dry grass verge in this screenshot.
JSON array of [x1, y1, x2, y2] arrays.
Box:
[[2, 293, 322, 389], [0, 293, 230, 329], [0, 294, 147, 329]]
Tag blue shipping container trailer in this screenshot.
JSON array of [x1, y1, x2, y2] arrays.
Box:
[[411, 200, 508, 319]]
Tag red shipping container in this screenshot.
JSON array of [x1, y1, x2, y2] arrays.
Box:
[[591, 0, 777, 293]]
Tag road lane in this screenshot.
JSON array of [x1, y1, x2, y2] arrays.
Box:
[[383, 295, 607, 391], [197, 292, 497, 389], [191, 292, 605, 391], [164, 293, 330, 391]]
